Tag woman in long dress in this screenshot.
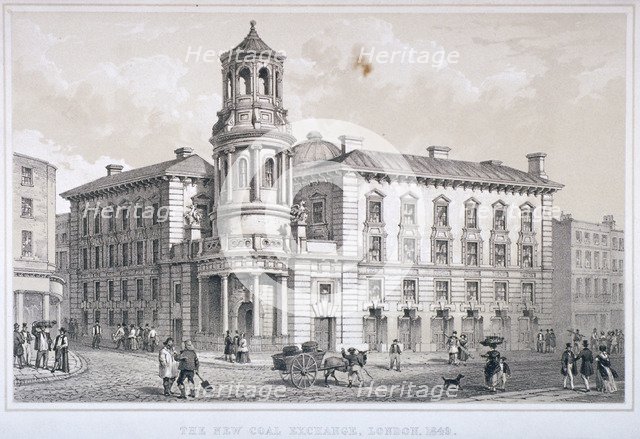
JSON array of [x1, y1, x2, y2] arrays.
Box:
[[482, 343, 501, 392], [595, 346, 618, 393], [458, 334, 471, 364], [238, 333, 250, 364]]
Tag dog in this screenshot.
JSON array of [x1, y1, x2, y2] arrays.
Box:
[[442, 374, 464, 390]]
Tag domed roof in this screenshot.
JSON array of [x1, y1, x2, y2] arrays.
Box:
[[292, 132, 342, 165]]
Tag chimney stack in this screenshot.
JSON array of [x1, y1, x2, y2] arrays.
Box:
[[427, 145, 451, 159], [526, 152, 548, 180], [174, 147, 194, 159], [106, 164, 124, 176], [339, 135, 364, 155]]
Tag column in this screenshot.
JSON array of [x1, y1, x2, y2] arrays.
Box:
[[213, 155, 220, 207], [287, 152, 294, 205], [221, 274, 229, 333], [225, 149, 234, 204], [57, 300, 62, 328], [279, 275, 288, 336], [250, 145, 262, 202], [252, 273, 260, 336], [43, 293, 50, 321], [197, 278, 203, 332], [16, 291, 24, 324]]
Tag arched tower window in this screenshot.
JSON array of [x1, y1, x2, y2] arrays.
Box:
[[238, 67, 252, 95], [262, 158, 275, 187], [226, 72, 233, 99], [275, 71, 282, 98], [237, 158, 248, 188], [258, 67, 270, 95]]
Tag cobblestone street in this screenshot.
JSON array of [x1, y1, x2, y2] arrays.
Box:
[[13, 344, 625, 404]]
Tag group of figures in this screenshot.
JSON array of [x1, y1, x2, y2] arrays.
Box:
[[12, 322, 70, 373], [561, 340, 619, 393], [158, 338, 203, 399], [443, 331, 473, 366], [570, 328, 625, 355], [536, 329, 557, 353], [110, 322, 158, 352], [223, 330, 251, 363]]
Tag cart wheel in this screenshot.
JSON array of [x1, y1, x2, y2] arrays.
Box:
[[279, 370, 289, 383], [289, 353, 318, 389]]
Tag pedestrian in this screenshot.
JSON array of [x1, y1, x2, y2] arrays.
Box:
[[561, 342, 577, 390], [33, 325, 51, 369], [223, 330, 234, 363], [482, 343, 501, 392], [233, 330, 241, 363], [549, 329, 556, 353], [177, 340, 200, 399], [92, 321, 102, 349], [498, 356, 511, 390], [52, 327, 70, 373], [143, 324, 150, 352], [148, 326, 158, 352], [445, 331, 460, 365], [458, 334, 471, 364], [544, 329, 550, 353], [128, 324, 137, 350], [136, 325, 144, 350], [536, 329, 544, 353], [599, 331, 607, 353], [574, 339, 594, 392], [21, 323, 33, 367], [595, 346, 618, 393], [113, 324, 126, 349], [13, 323, 25, 369], [572, 329, 583, 354], [238, 333, 250, 364], [341, 347, 364, 388], [158, 337, 179, 396], [610, 331, 619, 355], [388, 339, 402, 372], [590, 328, 599, 350]]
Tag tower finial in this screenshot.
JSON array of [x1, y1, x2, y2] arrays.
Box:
[[250, 20, 256, 29]]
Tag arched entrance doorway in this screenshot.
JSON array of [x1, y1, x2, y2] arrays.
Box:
[[237, 302, 254, 337]]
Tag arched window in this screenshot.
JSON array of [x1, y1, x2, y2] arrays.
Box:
[[258, 67, 270, 95], [237, 158, 248, 188], [275, 71, 282, 98], [263, 158, 275, 187], [238, 67, 252, 95], [226, 72, 233, 99]]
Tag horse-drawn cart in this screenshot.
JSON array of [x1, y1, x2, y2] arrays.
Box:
[[271, 342, 327, 389]]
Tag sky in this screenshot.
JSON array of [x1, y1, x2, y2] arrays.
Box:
[[11, 12, 627, 226]]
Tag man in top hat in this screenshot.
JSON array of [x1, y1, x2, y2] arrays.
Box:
[[52, 327, 69, 373], [574, 339, 594, 391], [389, 339, 402, 372], [13, 323, 25, 368], [561, 342, 578, 390], [91, 320, 102, 349]]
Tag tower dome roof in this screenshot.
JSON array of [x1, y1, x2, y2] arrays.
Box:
[[292, 132, 342, 165], [231, 20, 275, 54]]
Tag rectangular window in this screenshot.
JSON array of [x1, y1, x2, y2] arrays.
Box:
[[402, 238, 416, 263], [83, 311, 89, 328], [152, 239, 159, 264], [435, 240, 449, 265], [135, 206, 144, 228], [466, 281, 479, 302], [152, 309, 158, 325], [435, 205, 448, 227], [174, 283, 182, 303], [82, 216, 89, 236], [466, 242, 478, 266], [435, 280, 449, 302], [494, 244, 506, 267], [21, 197, 33, 217], [402, 279, 417, 303], [402, 203, 416, 225], [108, 244, 115, 268], [136, 279, 144, 301], [494, 209, 506, 231], [602, 252, 608, 269], [319, 283, 333, 302], [576, 250, 582, 268], [494, 282, 508, 302], [108, 213, 115, 232], [576, 278, 583, 297], [522, 282, 534, 302], [368, 279, 383, 303], [594, 234, 600, 245], [122, 243, 129, 266], [521, 209, 533, 232], [619, 259, 624, 272], [94, 210, 101, 234], [585, 278, 592, 297], [522, 245, 533, 268], [584, 251, 591, 269], [82, 248, 88, 269], [137, 310, 144, 326], [121, 280, 128, 301], [594, 251, 600, 269], [122, 208, 130, 230], [594, 278, 600, 296], [369, 235, 382, 262], [122, 310, 129, 326], [312, 201, 324, 224], [620, 238, 624, 250], [108, 310, 115, 326], [94, 246, 100, 268], [612, 258, 617, 272], [152, 203, 160, 225], [465, 205, 477, 229], [602, 235, 608, 246], [83, 282, 88, 301], [94, 310, 101, 324], [108, 280, 114, 301], [584, 233, 590, 244], [136, 241, 144, 265], [21, 230, 33, 257], [21, 166, 33, 186], [602, 279, 608, 295], [576, 231, 582, 242], [612, 237, 618, 250], [151, 278, 159, 301], [94, 281, 100, 301], [368, 200, 382, 223]]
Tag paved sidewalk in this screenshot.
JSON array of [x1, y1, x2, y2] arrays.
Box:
[[14, 350, 87, 387], [450, 382, 626, 403]]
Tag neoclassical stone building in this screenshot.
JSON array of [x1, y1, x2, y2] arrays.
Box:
[[62, 22, 563, 351]]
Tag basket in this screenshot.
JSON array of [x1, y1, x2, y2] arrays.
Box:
[[301, 341, 318, 353], [282, 345, 302, 356]]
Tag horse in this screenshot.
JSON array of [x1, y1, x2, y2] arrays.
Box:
[[322, 349, 368, 387]]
